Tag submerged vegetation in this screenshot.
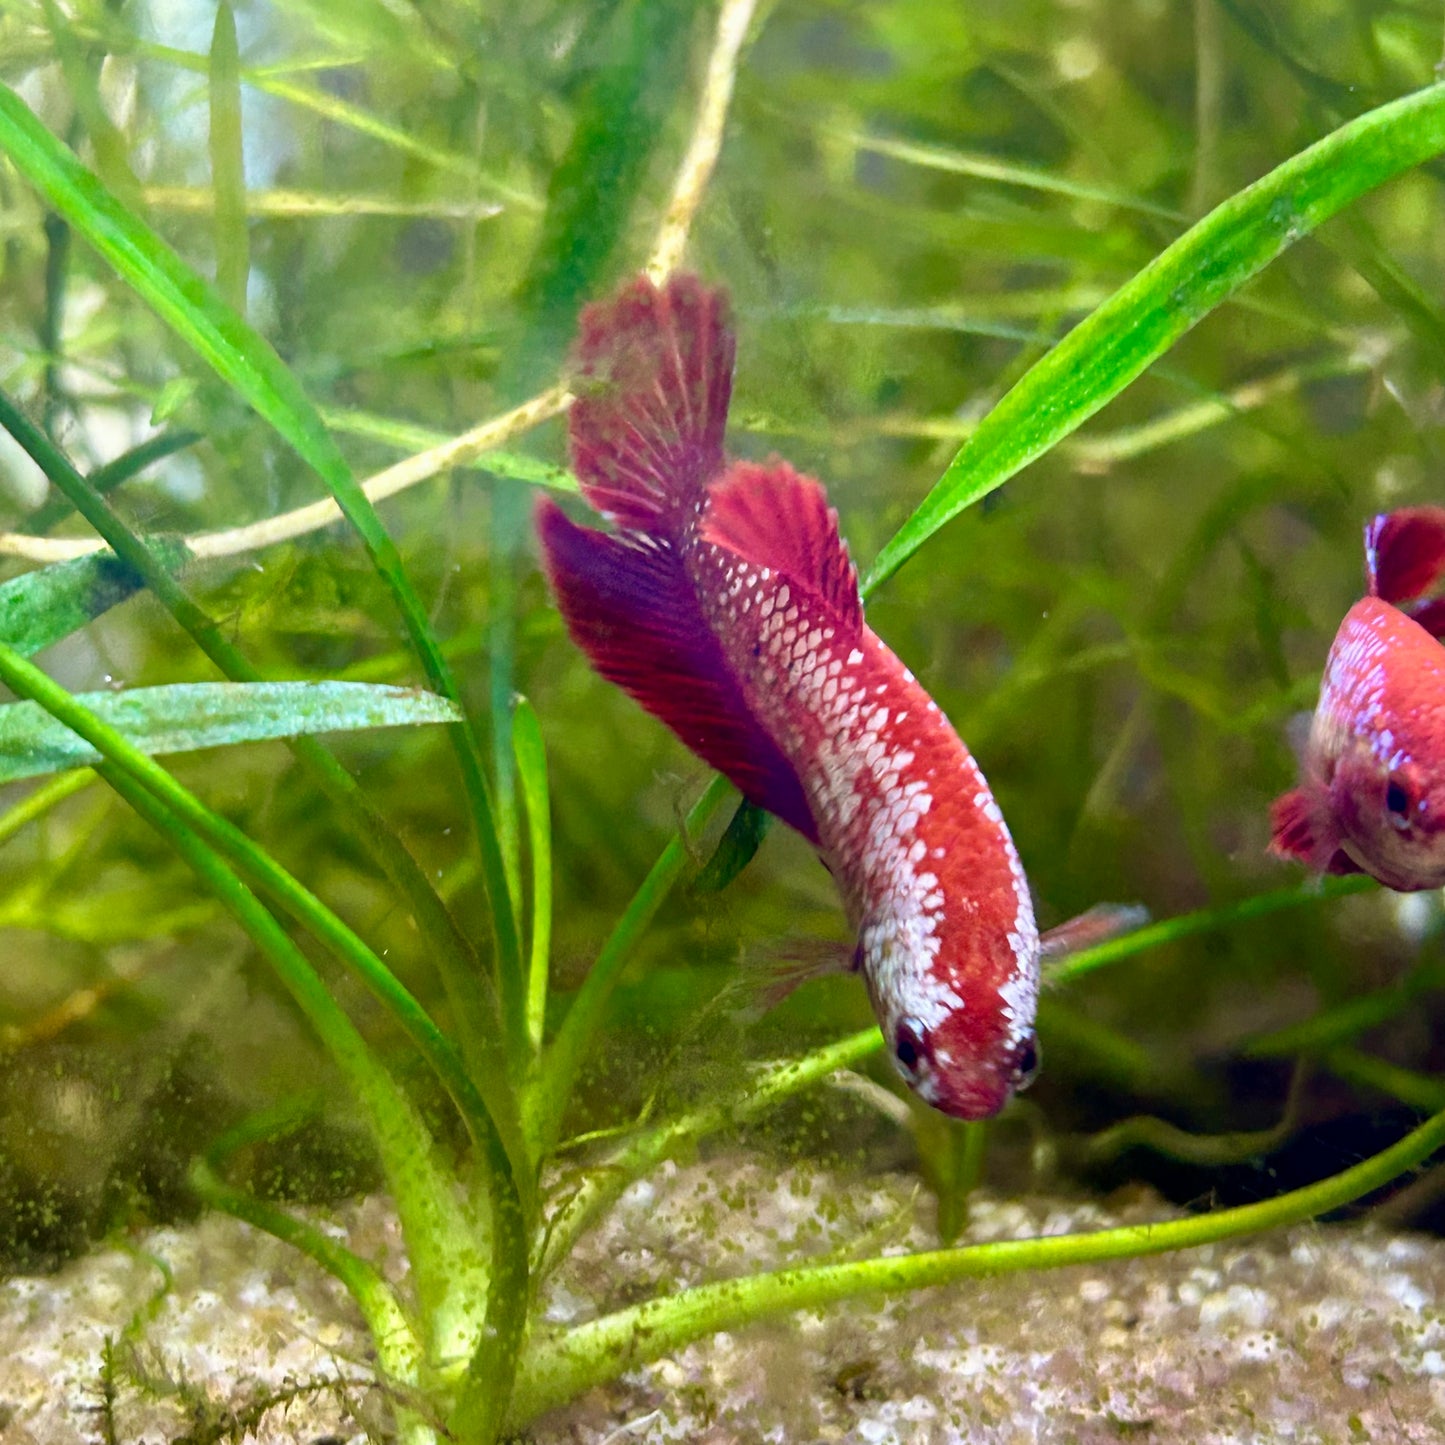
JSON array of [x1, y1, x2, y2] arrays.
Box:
[[2, 0, 1445, 1438]]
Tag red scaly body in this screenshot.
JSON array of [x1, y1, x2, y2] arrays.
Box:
[[1272, 508, 1445, 890], [538, 274, 1045, 1118]]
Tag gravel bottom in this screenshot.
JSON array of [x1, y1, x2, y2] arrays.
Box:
[[2, 1156, 1443, 1443]]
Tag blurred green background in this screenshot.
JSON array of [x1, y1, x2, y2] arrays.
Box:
[[2, 0, 1445, 1267]]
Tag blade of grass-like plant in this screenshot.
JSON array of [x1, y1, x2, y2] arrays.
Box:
[[509, 1099, 1445, 1425], [95, 757, 481, 1365], [0, 543, 185, 657], [0, 680, 461, 783], [0, 388, 526, 1182], [0, 83, 525, 1061], [692, 797, 772, 893], [1241, 951, 1445, 1060], [319, 407, 576, 491], [475, 0, 693, 1062], [39, 0, 143, 214], [865, 81, 1445, 594], [830, 126, 1187, 221], [208, 2, 248, 314], [1325, 1048, 1445, 1113], [513, 696, 552, 1056], [1046, 873, 1374, 987], [0, 638, 532, 1427], [0, 770, 96, 848]]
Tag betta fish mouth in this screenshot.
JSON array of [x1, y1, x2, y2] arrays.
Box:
[[925, 1071, 1014, 1122], [906, 1054, 1016, 1121]]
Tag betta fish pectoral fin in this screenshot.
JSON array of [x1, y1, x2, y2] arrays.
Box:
[[1038, 902, 1150, 962]]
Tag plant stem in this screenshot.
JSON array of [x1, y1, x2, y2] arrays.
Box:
[[510, 1100, 1445, 1426], [1046, 873, 1373, 986]]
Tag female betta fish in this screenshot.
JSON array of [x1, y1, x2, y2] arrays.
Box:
[[538, 273, 1127, 1120], [1272, 507, 1445, 891]]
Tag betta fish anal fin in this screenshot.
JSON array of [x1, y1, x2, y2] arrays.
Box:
[[1365, 507, 1445, 610], [537, 274, 819, 841], [536, 506, 817, 839]]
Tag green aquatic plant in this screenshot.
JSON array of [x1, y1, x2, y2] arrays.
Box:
[[3, 4, 1445, 1440]]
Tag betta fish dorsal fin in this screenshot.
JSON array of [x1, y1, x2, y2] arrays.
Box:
[[700, 461, 864, 636], [568, 274, 735, 532], [1402, 596, 1445, 641], [536, 498, 819, 842], [1364, 507, 1445, 607]]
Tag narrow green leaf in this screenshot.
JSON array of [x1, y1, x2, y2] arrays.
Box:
[[208, 1, 249, 314], [511, 1102, 1445, 1425], [0, 680, 460, 784], [517, 0, 692, 356], [0, 541, 188, 658], [512, 696, 552, 1054], [866, 81, 1445, 593], [0, 637, 527, 1401]]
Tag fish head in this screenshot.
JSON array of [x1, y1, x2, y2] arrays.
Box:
[[885, 1007, 1040, 1120], [1310, 598, 1445, 890], [873, 925, 1042, 1121], [1327, 736, 1445, 890]]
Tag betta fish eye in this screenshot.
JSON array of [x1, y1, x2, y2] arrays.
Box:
[[893, 1017, 929, 1076], [1010, 1032, 1041, 1091], [1386, 774, 1416, 833]]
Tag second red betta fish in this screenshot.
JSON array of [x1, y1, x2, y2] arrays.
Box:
[[538, 273, 1117, 1120], [1272, 507, 1445, 891]]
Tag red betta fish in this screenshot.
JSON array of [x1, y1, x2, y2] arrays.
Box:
[[1272, 507, 1445, 890], [538, 273, 1120, 1119]]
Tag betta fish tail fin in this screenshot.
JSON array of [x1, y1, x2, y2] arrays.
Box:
[[1365, 508, 1445, 614], [537, 275, 817, 841], [568, 273, 735, 533]]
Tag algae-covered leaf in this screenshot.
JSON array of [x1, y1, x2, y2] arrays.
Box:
[[0, 540, 191, 658], [0, 681, 461, 783]]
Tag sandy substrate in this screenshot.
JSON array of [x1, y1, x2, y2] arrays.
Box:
[[2, 1157, 1443, 1443]]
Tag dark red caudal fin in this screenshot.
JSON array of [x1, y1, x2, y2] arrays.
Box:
[[569, 273, 735, 533], [536, 498, 819, 842], [701, 461, 864, 636], [1365, 507, 1445, 607]]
